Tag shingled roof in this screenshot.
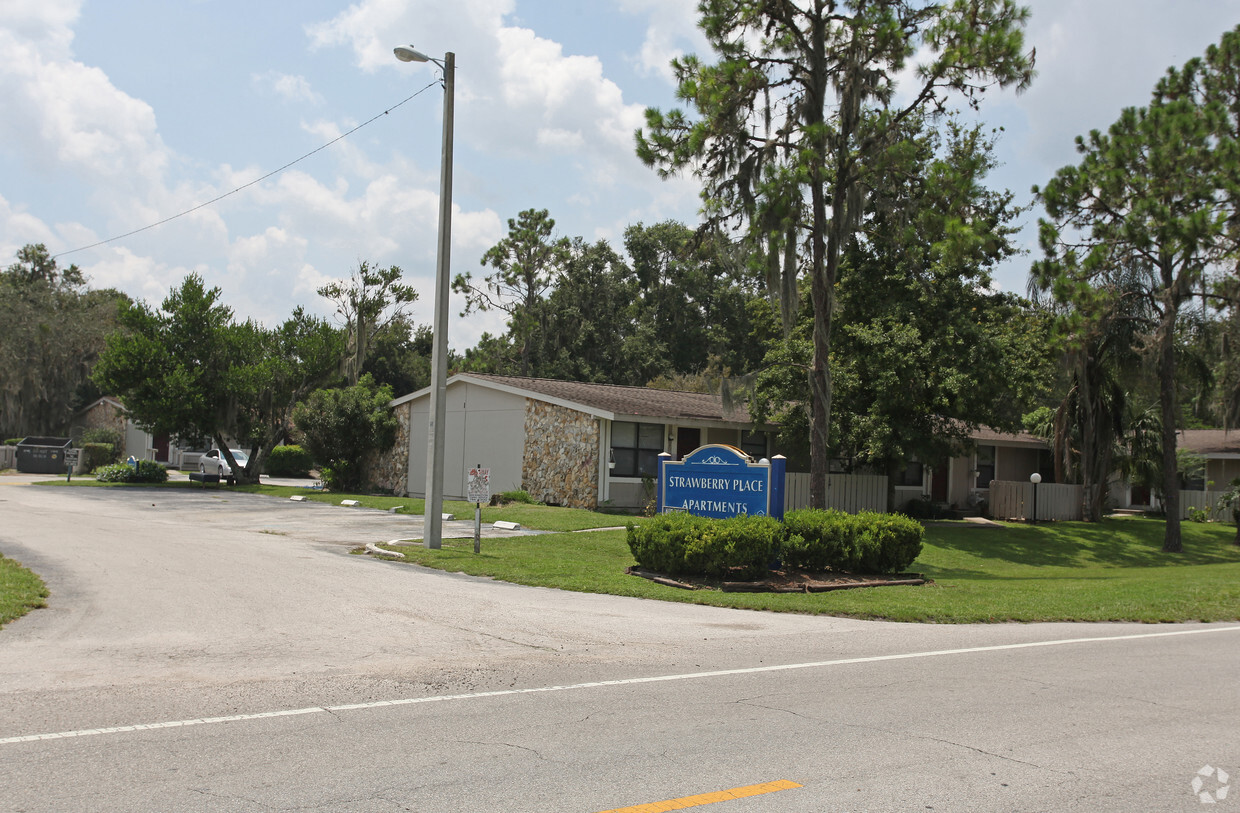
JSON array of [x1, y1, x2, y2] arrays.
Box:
[[395, 373, 756, 424], [1179, 429, 1240, 456]]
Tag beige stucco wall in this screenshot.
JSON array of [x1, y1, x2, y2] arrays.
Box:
[[997, 446, 1041, 482], [1207, 458, 1240, 488], [523, 400, 600, 508], [404, 381, 527, 499]]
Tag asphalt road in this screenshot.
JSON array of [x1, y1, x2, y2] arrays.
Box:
[[1, 477, 1237, 812]]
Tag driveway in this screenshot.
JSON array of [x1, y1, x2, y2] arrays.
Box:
[[2, 479, 1237, 812]]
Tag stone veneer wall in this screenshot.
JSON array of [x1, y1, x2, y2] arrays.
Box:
[[366, 401, 412, 495], [523, 400, 600, 509], [79, 401, 126, 434]]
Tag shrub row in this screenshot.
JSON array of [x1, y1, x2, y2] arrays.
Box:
[[782, 510, 924, 575], [92, 460, 168, 484], [626, 513, 782, 581], [265, 444, 313, 477], [627, 509, 923, 580]]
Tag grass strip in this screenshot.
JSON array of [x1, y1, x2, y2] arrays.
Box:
[[0, 554, 48, 628], [380, 516, 1240, 623]]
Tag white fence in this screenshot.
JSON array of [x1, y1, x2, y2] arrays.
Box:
[[1180, 490, 1229, 521], [784, 473, 888, 514], [0, 445, 14, 469], [989, 480, 1084, 521]]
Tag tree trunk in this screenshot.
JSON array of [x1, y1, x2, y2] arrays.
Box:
[[1158, 304, 1182, 552]]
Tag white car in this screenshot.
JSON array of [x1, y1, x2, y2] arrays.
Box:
[[199, 448, 249, 478]]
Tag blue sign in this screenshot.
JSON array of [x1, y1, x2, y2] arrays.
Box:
[[658, 445, 786, 519]]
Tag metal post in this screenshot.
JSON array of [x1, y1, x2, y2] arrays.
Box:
[[423, 51, 455, 550]]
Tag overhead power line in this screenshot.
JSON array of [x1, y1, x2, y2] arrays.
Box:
[[54, 80, 440, 260]]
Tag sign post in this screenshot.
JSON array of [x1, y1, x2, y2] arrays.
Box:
[[64, 448, 80, 482], [467, 465, 491, 554]]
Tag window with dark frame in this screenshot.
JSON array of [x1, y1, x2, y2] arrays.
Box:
[[897, 459, 924, 488], [610, 421, 664, 478], [975, 445, 996, 489], [740, 430, 767, 460]]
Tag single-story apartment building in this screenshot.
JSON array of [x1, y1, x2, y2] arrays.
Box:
[[376, 374, 774, 509], [897, 426, 1051, 512], [74, 397, 167, 463]]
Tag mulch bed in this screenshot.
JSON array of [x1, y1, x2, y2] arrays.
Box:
[[626, 566, 930, 593]]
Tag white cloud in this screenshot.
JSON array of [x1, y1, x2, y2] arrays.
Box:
[[614, 0, 704, 82], [253, 71, 324, 105], [0, 29, 168, 188]]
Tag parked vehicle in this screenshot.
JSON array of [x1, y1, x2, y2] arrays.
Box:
[[199, 448, 249, 477]]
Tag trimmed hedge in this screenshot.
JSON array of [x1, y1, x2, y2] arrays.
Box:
[[628, 509, 924, 580], [81, 443, 115, 471], [627, 512, 782, 581], [782, 510, 923, 574], [265, 445, 313, 477], [92, 460, 168, 484]]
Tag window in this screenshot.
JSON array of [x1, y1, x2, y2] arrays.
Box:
[[740, 430, 768, 460], [897, 459, 924, 488], [610, 421, 664, 478], [975, 445, 996, 488]]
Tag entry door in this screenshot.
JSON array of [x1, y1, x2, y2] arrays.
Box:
[[930, 467, 948, 502], [676, 428, 700, 460]]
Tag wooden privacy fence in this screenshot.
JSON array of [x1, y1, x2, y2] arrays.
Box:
[[989, 480, 1084, 521], [784, 473, 888, 514], [1180, 490, 1229, 521]]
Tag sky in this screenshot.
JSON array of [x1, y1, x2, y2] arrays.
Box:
[[2, 0, 1239, 355]]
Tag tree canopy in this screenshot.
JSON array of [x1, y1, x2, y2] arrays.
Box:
[[0, 244, 127, 438], [1034, 24, 1240, 551], [637, 0, 1034, 508], [93, 274, 342, 483]]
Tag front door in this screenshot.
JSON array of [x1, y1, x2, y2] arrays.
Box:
[[676, 428, 700, 460], [930, 467, 948, 502]]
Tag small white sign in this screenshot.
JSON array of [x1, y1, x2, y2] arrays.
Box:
[[468, 467, 491, 503]]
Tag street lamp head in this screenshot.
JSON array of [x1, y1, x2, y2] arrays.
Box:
[[1030, 472, 1042, 484], [394, 45, 431, 63]]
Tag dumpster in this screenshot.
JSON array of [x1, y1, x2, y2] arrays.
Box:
[[15, 437, 73, 474]]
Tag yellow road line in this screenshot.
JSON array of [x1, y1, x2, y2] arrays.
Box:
[[595, 779, 802, 812]]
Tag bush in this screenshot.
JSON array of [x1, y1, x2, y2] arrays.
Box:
[[628, 509, 925, 580], [81, 443, 115, 471], [498, 490, 536, 504], [265, 444, 313, 477], [92, 460, 168, 484], [778, 509, 923, 574], [627, 513, 782, 581], [80, 428, 124, 463], [293, 375, 398, 492]]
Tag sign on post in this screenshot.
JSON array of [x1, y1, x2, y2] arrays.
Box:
[[468, 466, 490, 554], [658, 445, 786, 520], [467, 467, 491, 504], [64, 448, 81, 482]]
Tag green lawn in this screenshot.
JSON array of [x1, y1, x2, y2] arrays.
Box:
[[0, 554, 48, 628], [379, 516, 1240, 623]]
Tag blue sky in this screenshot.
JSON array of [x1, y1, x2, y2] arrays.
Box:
[[2, 0, 1239, 353]]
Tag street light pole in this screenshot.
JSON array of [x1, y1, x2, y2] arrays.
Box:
[[395, 45, 454, 550]]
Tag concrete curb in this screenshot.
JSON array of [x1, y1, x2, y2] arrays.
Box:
[[365, 541, 406, 559]]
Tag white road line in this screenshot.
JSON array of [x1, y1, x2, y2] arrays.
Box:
[[4, 625, 1238, 746]]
